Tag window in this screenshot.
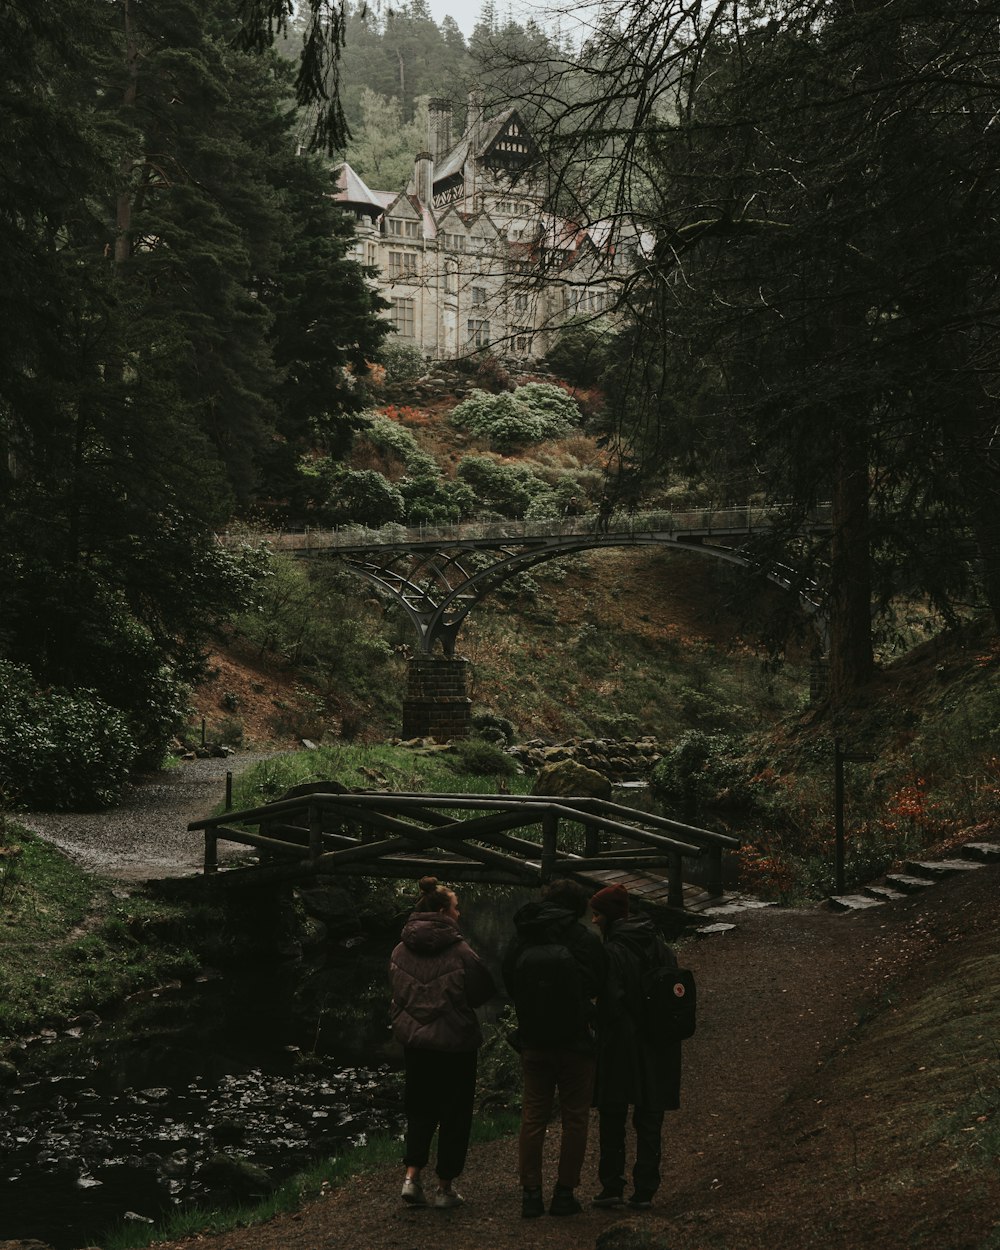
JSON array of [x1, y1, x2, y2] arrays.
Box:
[[514, 292, 529, 313], [513, 327, 533, 355], [389, 251, 418, 278], [391, 298, 415, 337], [471, 286, 487, 306], [442, 232, 466, 252], [467, 318, 490, 347], [388, 218, 420, 238]]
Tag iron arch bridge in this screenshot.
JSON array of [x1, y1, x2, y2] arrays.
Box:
[[222, 504, 833, 657]]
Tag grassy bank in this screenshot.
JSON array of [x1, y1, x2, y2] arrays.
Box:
[[0, 818, 202, 1045]]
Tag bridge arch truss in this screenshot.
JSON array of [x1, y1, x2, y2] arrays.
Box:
[[245, 506, 832, 657]]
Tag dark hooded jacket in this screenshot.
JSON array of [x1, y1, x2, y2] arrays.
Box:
[[389, 911, 496, 1052], [501, 900, 608, 1054], [594, 915, 682, 1110]]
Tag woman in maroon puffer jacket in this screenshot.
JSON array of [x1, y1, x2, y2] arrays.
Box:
[[389, 875, 496, 1209]]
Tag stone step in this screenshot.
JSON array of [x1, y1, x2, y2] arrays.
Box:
[[903, 858, 985, 880], [863, 883, 908, 902], [883, 872, 935, 894], [961, 841, 1000, 863], [827, 893, 885, 912]]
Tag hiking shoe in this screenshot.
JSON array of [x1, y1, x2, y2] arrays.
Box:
[[401, 1177, 427, 1206], [591, 1188, 625, 1208], [549, 1186, 583, 1216], [521, 1186, 545, 1218], [628, 1192, 654, 1210], [434, 1188, 465, 1209]]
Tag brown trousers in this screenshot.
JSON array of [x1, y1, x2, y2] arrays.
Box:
[[518, 1048, 596, 1191]]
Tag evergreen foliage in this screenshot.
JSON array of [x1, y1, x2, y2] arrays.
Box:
[[0, 0, 388, 779], [0, 663, 136, 810]]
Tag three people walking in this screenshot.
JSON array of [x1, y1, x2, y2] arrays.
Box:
[[389, 875, 684, 1217]]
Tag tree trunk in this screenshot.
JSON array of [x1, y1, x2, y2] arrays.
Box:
[[828, 421, 874, 703], [114, 0, 139, 266]]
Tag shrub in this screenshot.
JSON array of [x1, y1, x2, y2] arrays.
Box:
[[455, 456, 546, 517], [447, 738, 517, 777], [379, 341, 426, 383], [361, 412, 426, 467], [651, 730, 753, 816], [400, 474, 478, 525], [0, 661, 136, 810], [512, 382, 581, 436], [321, 467, 405, 527], [471, 712, 516, 745], [542, 317, 612, 387]]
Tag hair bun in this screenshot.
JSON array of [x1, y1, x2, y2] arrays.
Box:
[[418, 875, 439, 894]]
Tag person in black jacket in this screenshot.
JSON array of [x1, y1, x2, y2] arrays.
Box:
[[502, 878, 608, 1219], [590, 883, 682, 1211]]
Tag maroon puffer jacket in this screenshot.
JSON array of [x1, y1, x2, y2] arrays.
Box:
[[389, 911, 496, 1052]]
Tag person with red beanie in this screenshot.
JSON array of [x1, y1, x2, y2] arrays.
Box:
[[590, 882, 682, 1211]]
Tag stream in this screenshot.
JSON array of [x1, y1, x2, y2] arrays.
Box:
[[3, 768, 739, 1250]]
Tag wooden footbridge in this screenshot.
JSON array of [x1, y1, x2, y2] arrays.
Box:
[[188, 786, 741, 922]]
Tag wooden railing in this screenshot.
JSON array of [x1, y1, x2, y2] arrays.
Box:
[[189, 789, 741, 911]]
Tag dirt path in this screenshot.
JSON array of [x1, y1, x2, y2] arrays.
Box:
[[141, 890, 927, 1250], [19, 751, 278, 882]]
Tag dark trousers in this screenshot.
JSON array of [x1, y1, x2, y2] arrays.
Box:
[[518, 1048, 596, 1191], [403, 1047, 478, 1182], [597, 1103, 665, 1197]]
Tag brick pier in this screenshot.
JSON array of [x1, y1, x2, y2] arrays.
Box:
[[401, 655, 472, 740]]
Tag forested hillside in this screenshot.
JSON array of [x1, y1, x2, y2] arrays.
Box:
[[2, 0, 998, 851]]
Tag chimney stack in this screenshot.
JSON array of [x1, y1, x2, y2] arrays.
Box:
[[414, 151, 434, 206], [428, 98, 452, 162]]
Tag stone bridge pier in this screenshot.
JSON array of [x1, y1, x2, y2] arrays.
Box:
[[401, 655, 472, 740]]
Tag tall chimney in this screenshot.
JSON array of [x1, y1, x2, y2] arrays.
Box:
[[414, 151, 434, 206], [428, 98, 452, 162]]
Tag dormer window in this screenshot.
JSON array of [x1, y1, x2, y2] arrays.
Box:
[[389, 219, 420, 238]]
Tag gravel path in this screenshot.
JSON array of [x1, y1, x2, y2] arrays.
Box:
[[18, 751, 283, 882]]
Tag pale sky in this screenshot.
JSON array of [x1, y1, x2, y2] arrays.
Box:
[[424, 0, 567, 38]]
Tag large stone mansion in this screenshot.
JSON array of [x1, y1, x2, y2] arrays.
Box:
[[333, 97, 626, 363]]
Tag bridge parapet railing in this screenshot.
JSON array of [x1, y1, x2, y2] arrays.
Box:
[[219, 503, 832, 553]]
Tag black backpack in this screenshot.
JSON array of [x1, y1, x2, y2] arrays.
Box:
[[638, 941, 697, 1044], [510, 940, 587, 1047]]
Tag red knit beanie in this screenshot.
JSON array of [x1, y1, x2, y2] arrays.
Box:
[[591, 883, 630, 922]]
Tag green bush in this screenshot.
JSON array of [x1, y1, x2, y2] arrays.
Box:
[[450, 385, 580, 451], [447, 737, 517, 777], [399, 473, 478, 525], [321, 466, 405, 526], [471, 712, 516, 745], [0, 661, 136, 810], [455, 455, 546, 517], [651, 729, 752, 816], [512, 382, 581, 434], [542, 317, 612, 387], [379, 341, 426, 383]]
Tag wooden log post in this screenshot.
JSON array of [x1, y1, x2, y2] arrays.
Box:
[[309, 802, 323, 861], [667, 851, 684, 910], [706, 845, 724, 897], [541, 810, 559, 882]]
